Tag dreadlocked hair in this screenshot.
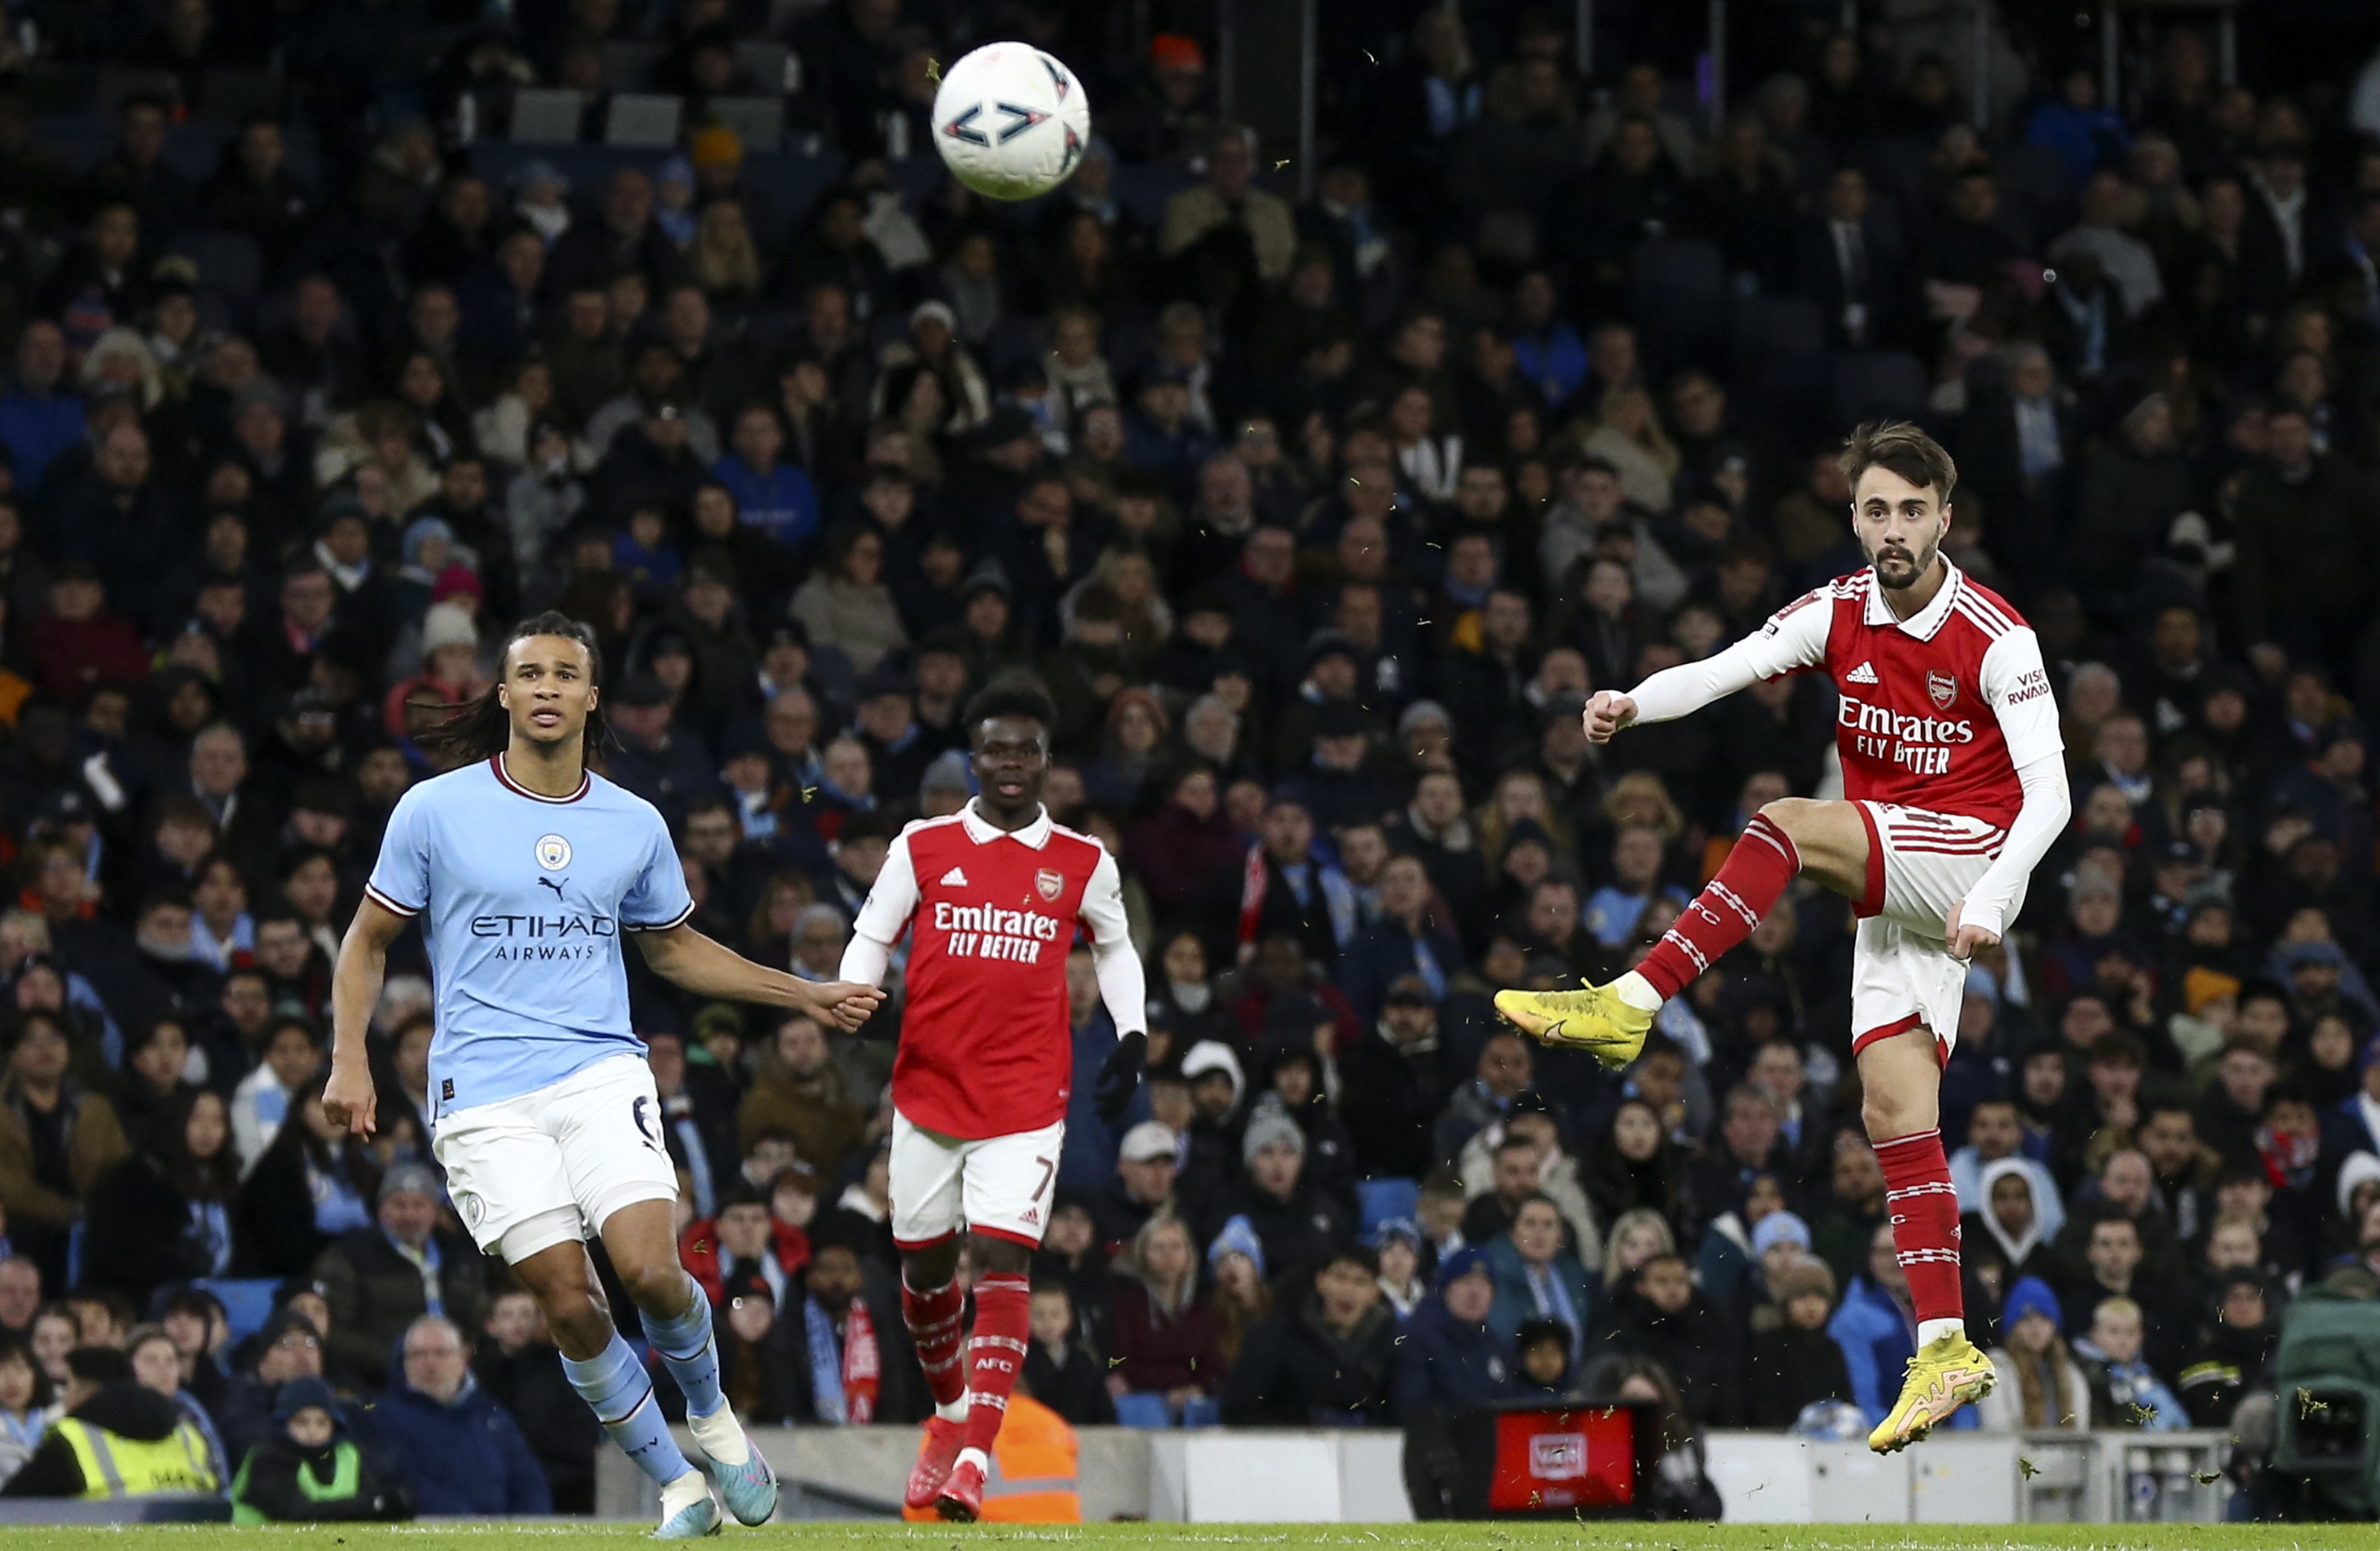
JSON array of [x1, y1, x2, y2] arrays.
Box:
[[419, 610, 611, 766]]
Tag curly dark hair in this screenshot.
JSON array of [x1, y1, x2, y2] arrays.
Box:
[[960, 677, 1057, 741]]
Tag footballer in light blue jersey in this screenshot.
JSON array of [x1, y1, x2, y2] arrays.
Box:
[[326, 611, 880, 1539], [363, 756, 695, 1120]]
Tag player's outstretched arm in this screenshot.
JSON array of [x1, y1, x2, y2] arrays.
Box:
[[632, 921, 885, 1031], [326, 897, 411, 1137]]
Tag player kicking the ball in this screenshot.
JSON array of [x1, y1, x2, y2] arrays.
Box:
[[323, 613, 883, 1538], [1496, 422, 2070, 1451], [837, 680, 1148, 1521]]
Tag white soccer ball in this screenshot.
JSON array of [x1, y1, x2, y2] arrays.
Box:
[[931, 42, 1091, 201]]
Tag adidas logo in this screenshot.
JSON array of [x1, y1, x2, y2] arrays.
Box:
[[1846, 661, 1879, 684], [939, 867, 970, 887]]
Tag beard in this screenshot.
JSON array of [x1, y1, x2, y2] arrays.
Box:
[[1868, 536, 1938, 591]]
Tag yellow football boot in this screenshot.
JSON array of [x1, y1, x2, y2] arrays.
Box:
[[1868, 1332, 1997, 1453], [1491, 983, 1654, 1068]]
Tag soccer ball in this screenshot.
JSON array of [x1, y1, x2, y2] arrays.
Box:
[[931, 42, 1091, 201]]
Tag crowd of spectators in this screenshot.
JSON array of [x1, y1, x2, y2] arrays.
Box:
[[0, 0, 2377, 1517]]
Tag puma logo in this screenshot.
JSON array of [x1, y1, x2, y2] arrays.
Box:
[[537, 877, 566, 899]]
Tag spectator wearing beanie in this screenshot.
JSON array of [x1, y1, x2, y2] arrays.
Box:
[[1975, 1277, 2089, 1431], [1207, 1101, 1348, 1287], [1397, 1242, 1519, 1518], [1395, 1245, 1517, 1417], [312, 1162, 487, 1393]]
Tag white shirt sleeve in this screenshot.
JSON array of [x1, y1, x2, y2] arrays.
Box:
[[1953, 630, 2070, 939], [1080, 847, 1148, 1035], [1625, 589, 1834, 726], [837, 828, 919, 984], [1957, 754, 2071, 940], [1978, 628, 2065, 770]]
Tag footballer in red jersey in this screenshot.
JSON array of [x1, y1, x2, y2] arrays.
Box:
[[1496, 421, 2071, 1455], [837, 680, 1148, 1521]]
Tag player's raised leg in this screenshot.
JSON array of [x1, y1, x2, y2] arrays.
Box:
[[509, 1236, 722, 1538], [602, 1199, 778, 1524], [1496, 796, 1869, 1063], [1859, 1025, 1995, 1451]]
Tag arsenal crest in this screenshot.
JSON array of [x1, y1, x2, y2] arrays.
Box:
[[1035, 867, 1063, 900], [1926, 671, 1958, 709]]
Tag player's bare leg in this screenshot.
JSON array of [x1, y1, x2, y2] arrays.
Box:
[[1496, 797, 1869, 1060], [897, 1234, 974, 1510], [598, 1199, 778, 1523], [512, 1236, 721, 1537], [933, 1232, 1035, 1522], [1857, 1028, 1993, 1451]]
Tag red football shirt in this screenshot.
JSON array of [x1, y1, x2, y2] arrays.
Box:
[[848, 802, 1130, 1140], [1755, 563, 2060, 827]]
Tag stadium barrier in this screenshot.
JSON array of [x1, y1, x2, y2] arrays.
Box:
[[591, 1425, 2235, 1523]]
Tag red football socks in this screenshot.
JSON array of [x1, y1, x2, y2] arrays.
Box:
[[900, 1272, 969, 1410], [1638, 813, 1801, 999], [1874, 1128, 1964, 1328], [959, 1273, 1032, 1457]]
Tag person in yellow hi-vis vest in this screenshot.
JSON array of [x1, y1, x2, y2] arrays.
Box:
[[901, 1388, 1079, 1523], [0, 1347, 219, 1500]]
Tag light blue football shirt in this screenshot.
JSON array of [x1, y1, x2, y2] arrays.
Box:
[[364, 755, 695, 1120]]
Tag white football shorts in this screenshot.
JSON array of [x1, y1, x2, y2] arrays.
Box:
[[1848, 802, 2027, 1063], [888, 1109, 1067, 1251], [433, 1053, 680, 1264]]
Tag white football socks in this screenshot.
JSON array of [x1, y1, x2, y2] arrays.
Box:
[[1612, 970, 1663, 1011], [687, 1402, 750, 1466], [1918, 1318, 1966, 1347], [934, 1397, 971, 1424]]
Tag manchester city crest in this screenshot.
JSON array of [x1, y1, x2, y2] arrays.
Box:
[[536, 833, 573, 870]]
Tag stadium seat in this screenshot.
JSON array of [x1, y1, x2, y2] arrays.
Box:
[[510, 88, 586, 146], [605, 94, 683, 149], [709, 95, 785, 155], [1179, 1396, 1220, 1428], [1357, 1177, 1420, 1238], [1112, 1393, 1172, 1429], [194, 1278, 282, 1344]]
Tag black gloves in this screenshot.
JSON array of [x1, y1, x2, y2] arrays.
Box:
[[1094, 1029, 1148, 1124]]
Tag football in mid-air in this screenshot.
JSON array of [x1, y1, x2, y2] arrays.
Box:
[[931, 42, 1090, 200]]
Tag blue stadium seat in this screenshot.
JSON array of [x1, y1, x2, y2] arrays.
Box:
[[1357, 1177, 1419, 1238], [195, 1278, 282, 1344], [1179, 1396, 1220, 1428], [1112, 1393, 1172, 1429]]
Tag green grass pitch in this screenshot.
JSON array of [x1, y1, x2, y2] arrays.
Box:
[[18, 1526, 2380, 1550]]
